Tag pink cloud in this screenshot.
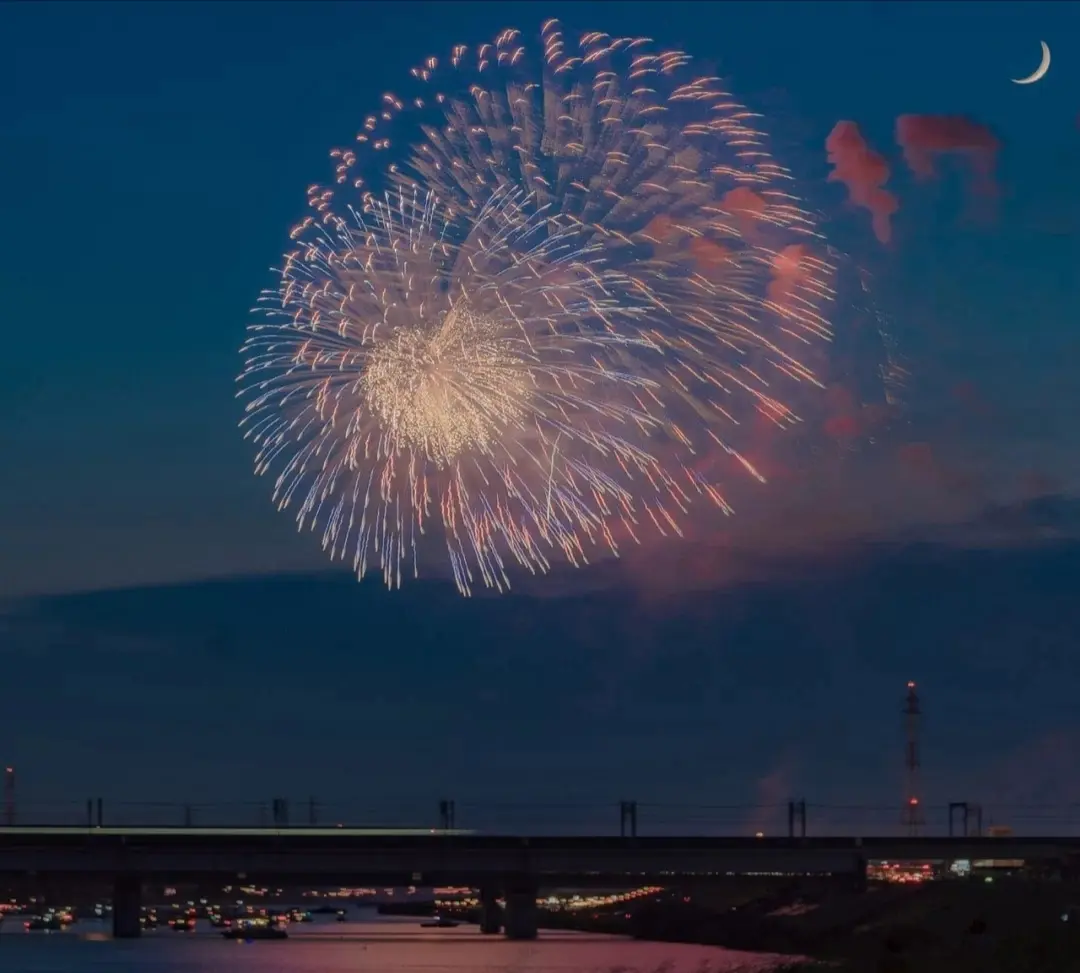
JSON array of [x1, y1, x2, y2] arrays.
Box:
[[826, 120, 899, 244], [895, 114, 1001, 199]]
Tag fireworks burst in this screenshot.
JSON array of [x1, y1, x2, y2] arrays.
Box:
[[239, 21, 841, 595]]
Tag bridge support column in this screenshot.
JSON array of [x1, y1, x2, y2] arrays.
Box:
[[503, 880, 538, 941], [479, 887, 502, 934], [112, 874, 142, 939], [850, 855, 868, 893]]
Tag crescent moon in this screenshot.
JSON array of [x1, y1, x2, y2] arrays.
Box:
[[1012, 41, 1051, 85]]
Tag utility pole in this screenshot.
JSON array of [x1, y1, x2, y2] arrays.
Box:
[[3, 767, 14, 826], [948, 801, 983, 838], [787, 799, 806, 838]]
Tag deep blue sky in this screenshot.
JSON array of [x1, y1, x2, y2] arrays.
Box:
[[2, 1, 1079, 830]]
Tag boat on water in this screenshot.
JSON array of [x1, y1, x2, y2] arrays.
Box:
[[222, 917, 288, 940], [23, 914, 71, 932], [420, 915, 460, 928]]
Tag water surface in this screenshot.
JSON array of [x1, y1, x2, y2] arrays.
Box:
[[0, 916, 788, 972]]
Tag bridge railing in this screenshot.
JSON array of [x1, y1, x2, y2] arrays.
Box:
[[6, 799, 1080, 837]]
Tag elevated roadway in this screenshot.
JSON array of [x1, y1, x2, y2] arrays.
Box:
[[0, 827, 1074, 885]]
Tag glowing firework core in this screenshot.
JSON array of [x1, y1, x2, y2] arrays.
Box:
[[360, 300, 532, 467]]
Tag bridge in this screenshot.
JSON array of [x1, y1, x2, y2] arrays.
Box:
[[3, 827, 1080, 940]]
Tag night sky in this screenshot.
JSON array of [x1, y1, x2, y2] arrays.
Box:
[[2, 1, 1079, 834]]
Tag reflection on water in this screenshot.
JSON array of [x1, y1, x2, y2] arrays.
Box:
[[0, 916, 788, 972]]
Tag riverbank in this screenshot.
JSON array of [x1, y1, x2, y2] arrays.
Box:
[[806, 880, 1080, 972], [601, 881, 1080, 972], [436, 881, 1080, 971]]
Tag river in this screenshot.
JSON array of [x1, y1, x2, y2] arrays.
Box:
[[0, 915, 791, 972]]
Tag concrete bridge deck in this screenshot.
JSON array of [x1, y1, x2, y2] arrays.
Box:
[[0, 828, 1074, 885]]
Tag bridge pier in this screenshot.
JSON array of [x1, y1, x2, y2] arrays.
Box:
[[479, 886, 502, 934], [112, 875, 142, 939], [850, 854, 868, 893], [503, 880, 538, 941]]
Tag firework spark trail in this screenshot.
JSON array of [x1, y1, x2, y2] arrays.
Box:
[[239, 21, 842, 595]]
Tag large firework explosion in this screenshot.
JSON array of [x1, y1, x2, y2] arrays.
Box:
[[239, 21, 847, 595]]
